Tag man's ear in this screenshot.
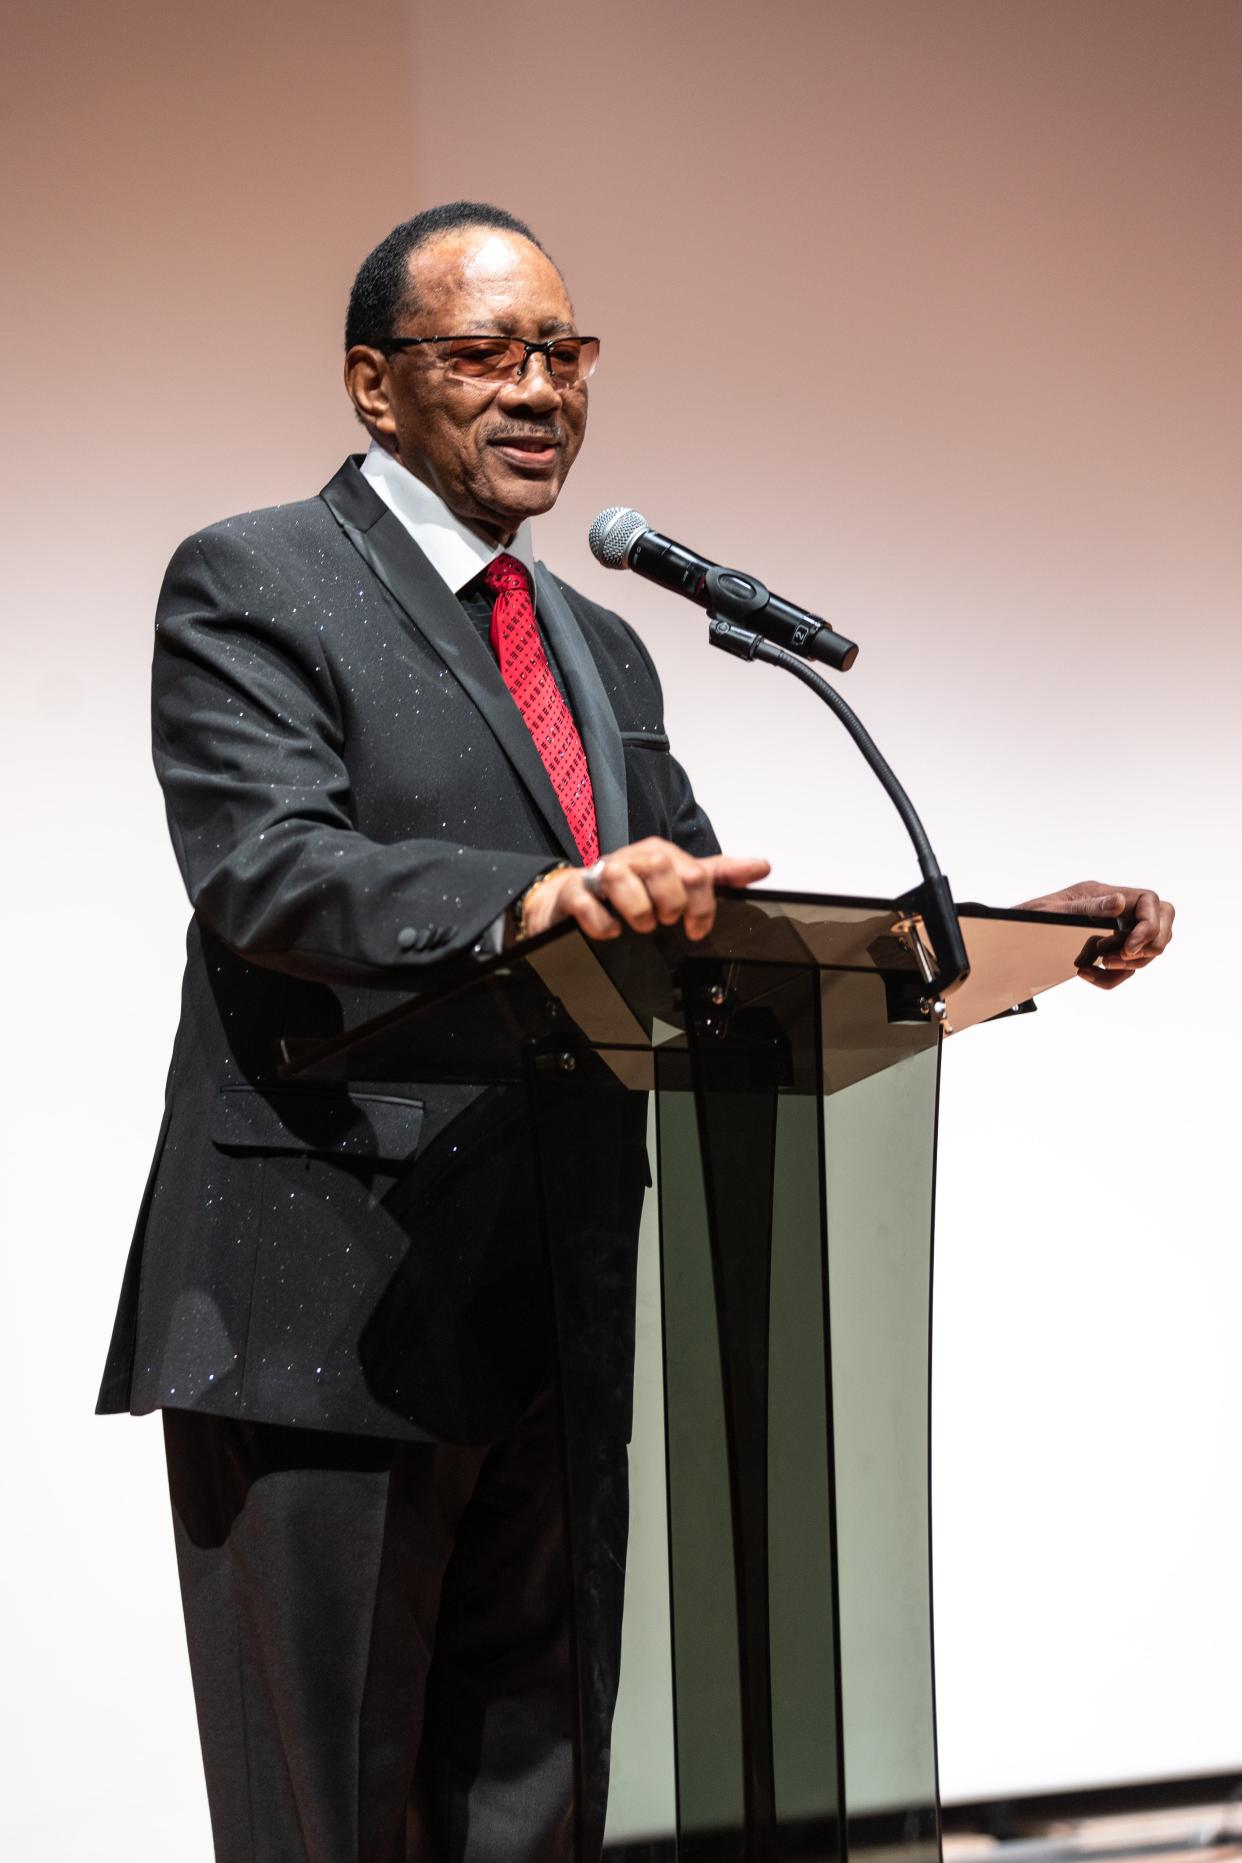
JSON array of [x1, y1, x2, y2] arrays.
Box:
[[344, 345, 396, 444]]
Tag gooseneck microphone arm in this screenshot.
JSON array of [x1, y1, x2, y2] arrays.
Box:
[[707, 614, 970, 1002]]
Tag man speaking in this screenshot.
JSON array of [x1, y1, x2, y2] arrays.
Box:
[[97, 201, 768, 1862], [98, 201, 1172, 1862]]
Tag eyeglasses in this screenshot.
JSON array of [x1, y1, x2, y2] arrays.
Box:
[[380, 333, 601, 386]]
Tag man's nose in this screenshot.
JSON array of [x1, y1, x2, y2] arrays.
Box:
[[500, 353, 563, 413]]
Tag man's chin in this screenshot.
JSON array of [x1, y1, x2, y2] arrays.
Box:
[[479, 469, 566, 527]]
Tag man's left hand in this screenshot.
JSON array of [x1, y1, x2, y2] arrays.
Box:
[[1018, 881, 1176, 989]]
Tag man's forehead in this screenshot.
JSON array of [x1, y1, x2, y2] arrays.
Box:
[[409, 229, 571, 311], [458, 230, 546, 284]]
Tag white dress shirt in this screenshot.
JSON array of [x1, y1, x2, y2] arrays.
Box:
[[360, 441, 537, 593]]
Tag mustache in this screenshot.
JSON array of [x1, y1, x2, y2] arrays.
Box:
[[488, 423, 565, 446]]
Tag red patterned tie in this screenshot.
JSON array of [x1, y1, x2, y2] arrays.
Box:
[[484, 554, 600, 865]]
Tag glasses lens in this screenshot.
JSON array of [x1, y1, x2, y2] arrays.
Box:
[[554, 338, 599, 383], [442, 338, 524, 379], [544, 340, 586, 383]]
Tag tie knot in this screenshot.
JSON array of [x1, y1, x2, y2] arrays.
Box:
[[484, 553, 530, 596]]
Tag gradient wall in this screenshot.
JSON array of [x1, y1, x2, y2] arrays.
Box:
[[4, 2, 1239, 1855]]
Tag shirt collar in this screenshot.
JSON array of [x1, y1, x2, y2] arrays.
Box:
[[359, 442, 537, 594]]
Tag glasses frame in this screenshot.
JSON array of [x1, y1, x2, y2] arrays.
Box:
[[378, 333, 601, 386]]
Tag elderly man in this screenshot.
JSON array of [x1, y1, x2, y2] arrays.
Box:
[[98, 201, 1173, 1862]]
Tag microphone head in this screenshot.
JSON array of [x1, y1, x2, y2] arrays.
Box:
[[589, 506, 649, 569]]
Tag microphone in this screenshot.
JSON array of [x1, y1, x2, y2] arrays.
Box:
[[588, 506, 858, 671]]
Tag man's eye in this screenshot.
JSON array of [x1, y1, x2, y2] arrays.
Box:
[[447, 341, 511, 373], [548, 344, 581, 371]]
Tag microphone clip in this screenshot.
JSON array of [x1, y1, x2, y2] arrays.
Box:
[[706, 614, 764, 662]]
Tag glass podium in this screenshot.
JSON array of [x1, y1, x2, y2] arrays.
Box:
[[280, 889, 1110, 1863]]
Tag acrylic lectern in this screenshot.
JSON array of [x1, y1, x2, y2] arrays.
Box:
[[281, 888, 1111, 1863]]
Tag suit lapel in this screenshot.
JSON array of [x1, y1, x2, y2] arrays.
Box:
[[320, 459, 581, 864], [534, 565, 629, 857]]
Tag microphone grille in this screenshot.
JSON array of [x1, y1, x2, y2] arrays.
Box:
[[589, 506, 649, 569]]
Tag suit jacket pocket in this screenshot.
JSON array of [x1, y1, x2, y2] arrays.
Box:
[[211, 1084, 424, 1166], [619, 730, 670, 751]]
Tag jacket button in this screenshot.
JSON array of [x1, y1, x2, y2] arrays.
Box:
[[397, 927, 418, 950]]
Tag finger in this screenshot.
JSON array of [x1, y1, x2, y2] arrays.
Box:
[[654, 852, 715, 939], [1079, 890, 1128, 918], [637, 858, 689, 928], [1076, 962, 1135, 990], [1124, 890, 1161, 955], [600, 862, 659, 933], [1154, 900, 1175, 951], [563, 879, 622, 941], [700, 855, 771, 889], [1024, 887, 1126, 917], [683, 852, 769, 939]]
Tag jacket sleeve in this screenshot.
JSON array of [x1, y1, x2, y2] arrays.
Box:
[[668, 749, 721, 860], [152, 527, 554, 986]]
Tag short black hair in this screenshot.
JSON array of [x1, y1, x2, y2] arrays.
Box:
[[345, 201, 547, 351]]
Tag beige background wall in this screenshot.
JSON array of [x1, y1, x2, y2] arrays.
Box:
[[3, 2, 1239, 1854]]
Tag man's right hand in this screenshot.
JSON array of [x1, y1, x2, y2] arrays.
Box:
[[519, 838, 771, 943]]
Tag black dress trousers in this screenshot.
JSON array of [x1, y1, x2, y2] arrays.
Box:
[[164, 1389, 625, 1863]]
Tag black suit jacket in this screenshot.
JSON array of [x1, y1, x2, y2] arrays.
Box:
[[97, 458, 717, 1443]]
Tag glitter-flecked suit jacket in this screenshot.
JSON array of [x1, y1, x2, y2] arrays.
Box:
[[97, 456, 717, 1444]]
